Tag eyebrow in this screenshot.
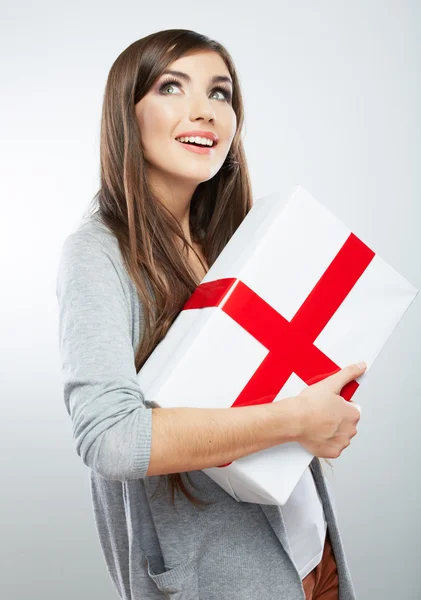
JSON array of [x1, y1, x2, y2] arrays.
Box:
[[161, 70, 233, 87]]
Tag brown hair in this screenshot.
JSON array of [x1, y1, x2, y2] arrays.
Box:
[[85, 28, 332, 508]]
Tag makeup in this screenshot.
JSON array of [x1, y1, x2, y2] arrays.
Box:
[[175, 139, 216, 155]]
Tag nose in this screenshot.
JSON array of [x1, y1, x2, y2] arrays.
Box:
[[188, 94, 216, 122]]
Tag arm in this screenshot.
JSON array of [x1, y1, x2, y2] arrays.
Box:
[[56, 228, 152, 481], [56, 227, 299, 481], [147, 401, 299, 476]]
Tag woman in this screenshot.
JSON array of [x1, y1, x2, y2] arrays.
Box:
[[56, 29, 365, 600]]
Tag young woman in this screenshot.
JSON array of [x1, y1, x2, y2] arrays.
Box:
[[56, 29, 365, 600]]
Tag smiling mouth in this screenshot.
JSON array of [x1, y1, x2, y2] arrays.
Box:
[[175, 138, 218, 148]]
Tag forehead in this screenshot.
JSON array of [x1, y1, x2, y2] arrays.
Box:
[[166, 50, 230, 78]]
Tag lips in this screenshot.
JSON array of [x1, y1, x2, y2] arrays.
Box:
[[175, 139, 215, 154]]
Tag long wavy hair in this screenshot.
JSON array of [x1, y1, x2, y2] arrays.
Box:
[[84, 28, 332, 508]]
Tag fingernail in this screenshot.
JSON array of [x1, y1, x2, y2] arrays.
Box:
[[356, 361, 367, 370]]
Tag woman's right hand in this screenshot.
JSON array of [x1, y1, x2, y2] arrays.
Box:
[[290, 362, 367, 459]]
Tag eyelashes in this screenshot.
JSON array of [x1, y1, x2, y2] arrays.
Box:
[[158, 77, 233, 103]]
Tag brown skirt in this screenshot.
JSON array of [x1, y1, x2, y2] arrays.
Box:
[[302, 529, 339, 600]]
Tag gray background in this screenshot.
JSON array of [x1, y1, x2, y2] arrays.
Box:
[[1, 1, 420, 599]]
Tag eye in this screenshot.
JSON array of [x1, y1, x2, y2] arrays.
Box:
[[159, 78, 182, 95], [210, 86, 233, 103], [159, 78, 232, 103]]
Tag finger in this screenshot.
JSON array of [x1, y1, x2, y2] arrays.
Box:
[[350, 402, 361, 415], [327, 363, 367, 393]]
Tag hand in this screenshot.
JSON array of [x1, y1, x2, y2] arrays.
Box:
[[291, 362, 366, 458]]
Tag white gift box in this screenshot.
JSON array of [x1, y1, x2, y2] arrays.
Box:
[[137, 185, 418, 505]]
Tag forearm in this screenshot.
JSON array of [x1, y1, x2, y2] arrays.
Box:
[[146, 400, 298, 476]]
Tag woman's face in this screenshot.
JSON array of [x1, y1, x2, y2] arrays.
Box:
[[135, 50, 237, 187]]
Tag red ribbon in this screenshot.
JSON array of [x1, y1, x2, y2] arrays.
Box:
[[183, 232, 375, 467]]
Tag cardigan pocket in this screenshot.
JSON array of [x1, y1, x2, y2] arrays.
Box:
[[145, 554, 199, 599]]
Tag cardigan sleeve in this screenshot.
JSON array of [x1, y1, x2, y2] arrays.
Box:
[[55, 228, 153, 481]]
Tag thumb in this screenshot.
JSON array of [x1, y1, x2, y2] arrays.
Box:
[[350, 402, 361, 415], [325, 362, 367, 394]]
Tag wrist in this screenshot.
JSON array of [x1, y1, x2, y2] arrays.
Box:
[[263, 397, 302, 444]]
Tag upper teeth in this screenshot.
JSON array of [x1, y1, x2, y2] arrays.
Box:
[[176, 136, 214, 147]]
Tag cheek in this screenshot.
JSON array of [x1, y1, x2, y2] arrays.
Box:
[[221, 110, 237, 147], [138, 100, 178, 141], [224, 106, 237, 137]]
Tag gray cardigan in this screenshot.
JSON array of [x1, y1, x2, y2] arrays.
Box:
[[56, 213, 357, 600]]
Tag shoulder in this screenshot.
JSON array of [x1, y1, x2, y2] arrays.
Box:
[[56, 212, 130, 298], [58, 212, 127, 271], [62, 212, 120, 257]]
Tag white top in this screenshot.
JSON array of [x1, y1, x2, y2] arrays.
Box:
[[280, 466, 328, 580]]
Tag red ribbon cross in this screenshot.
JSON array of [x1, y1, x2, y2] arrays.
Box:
[[183, 232, 375, 466]]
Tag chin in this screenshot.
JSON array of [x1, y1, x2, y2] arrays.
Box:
[[173, 165, 220, 182]]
